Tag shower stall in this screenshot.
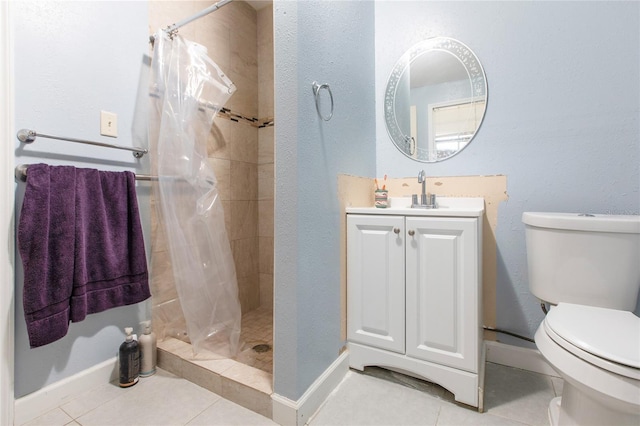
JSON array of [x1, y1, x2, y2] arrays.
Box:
[[147, 0, 275, 412]]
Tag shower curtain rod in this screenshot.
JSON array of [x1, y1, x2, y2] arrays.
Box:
[[15, 164, 158, 182], [150, 0, 234, 43]]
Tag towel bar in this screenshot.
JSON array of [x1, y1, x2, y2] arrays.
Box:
[[17, 129, 149, 158], [15, 164, 158, 182]]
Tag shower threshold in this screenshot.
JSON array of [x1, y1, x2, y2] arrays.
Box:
[[157, 337, 273, 419]]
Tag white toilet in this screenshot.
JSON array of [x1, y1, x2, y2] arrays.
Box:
[[523, 212, 640, 426]]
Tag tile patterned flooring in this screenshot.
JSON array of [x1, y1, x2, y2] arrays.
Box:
[[150, 305, 275, 418], [310, 363, 563, 426], [20, 368, 276, 426], [19, 307, 563, 426], [21, 361, 562, 425], [236, 306, 274, 374]]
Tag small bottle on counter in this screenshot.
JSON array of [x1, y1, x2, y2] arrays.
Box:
[[138, 320, 157, 377], [119, 327, 140, 388]]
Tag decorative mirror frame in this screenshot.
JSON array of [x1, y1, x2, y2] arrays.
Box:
[[384, 37, 487, 162]]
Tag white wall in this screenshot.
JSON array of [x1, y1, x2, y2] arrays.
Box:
[[274, 0, 377, 400], [375, 1, 640, 342], [12, 1, 150, 398], [1, 1, 15, 423]]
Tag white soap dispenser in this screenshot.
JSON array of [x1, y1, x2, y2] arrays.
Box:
[[139, 320, 157, 377]]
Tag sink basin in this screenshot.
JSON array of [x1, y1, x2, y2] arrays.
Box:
[[346, 197, 484, 217]]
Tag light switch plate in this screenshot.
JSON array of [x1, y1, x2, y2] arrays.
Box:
[[100, 110, 118, 137]]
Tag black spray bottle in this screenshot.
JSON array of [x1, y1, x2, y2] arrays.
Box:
[[118, 327, 140, 387]]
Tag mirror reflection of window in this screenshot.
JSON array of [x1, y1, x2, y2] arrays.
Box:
[[410, 105, 418, 159], [429, 99, 486, 160]]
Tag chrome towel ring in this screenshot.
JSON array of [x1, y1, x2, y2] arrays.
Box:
[[312, 81, 334, 121]]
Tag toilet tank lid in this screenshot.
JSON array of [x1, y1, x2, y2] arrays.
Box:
[[522, 212, 640, 234]]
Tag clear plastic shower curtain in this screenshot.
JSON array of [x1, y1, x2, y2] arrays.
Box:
[[148, 30, 241, 357]]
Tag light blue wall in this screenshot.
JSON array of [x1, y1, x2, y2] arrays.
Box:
[[274, 0, 376, 400], [374, 1, 640, 343], [12, 1, 150, 397]]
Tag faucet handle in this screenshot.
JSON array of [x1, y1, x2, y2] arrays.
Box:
[[418, 170, 426, 183]]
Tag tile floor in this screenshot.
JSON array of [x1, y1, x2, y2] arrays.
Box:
[[20, 368, 276, 426], [309, 363, 562, 426], [236, 306, 274, 374], [21, 362, 561, 426], [153, 305, 275, 418]]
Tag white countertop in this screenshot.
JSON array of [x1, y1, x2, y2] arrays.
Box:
[[346, 197, 485, 218]]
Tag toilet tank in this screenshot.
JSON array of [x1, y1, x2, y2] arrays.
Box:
[[523, 212, 640, 310]]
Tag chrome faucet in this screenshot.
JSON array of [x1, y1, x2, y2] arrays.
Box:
[[412, 170, 437, 209], [418, 170, 427, 205]]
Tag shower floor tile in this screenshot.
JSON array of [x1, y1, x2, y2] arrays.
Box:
[[237, 306, 273, 374]]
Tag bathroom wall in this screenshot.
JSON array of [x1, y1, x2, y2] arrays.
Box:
[[1, 3, 15, 424], [12, 1, 150, 397], [273, 0, 377, 401], [374, 1, 640, 343], [12, 0, 272, 400], [149, 1, 273, 337], [257, 5, 274, 309]]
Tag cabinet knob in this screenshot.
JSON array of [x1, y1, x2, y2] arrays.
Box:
[[393, 227, 400, 234], [408, 229, 415, 236]]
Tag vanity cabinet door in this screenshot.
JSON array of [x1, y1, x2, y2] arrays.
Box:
[[347, 214, 405, 354], [405, 217, 479, 372]]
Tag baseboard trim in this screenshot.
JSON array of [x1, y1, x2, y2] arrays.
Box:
[[272, 351, 349, 426], [485, 341, 559, 377], [14, 357, 118, 425]]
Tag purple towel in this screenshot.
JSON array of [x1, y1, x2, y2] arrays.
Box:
[[18, 164, 150, 348]]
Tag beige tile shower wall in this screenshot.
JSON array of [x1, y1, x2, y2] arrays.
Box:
[[338, 175, 508, 342], [149, 1, 262, 337], [257, 5, 274, 309]]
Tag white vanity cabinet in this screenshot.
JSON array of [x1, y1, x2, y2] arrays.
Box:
[[347, 214, 406, 354], [346, 198, 484, 409]]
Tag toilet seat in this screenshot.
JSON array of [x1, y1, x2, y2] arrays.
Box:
[[545, 303, 640, 380]]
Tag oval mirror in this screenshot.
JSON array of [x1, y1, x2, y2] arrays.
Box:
[[384, 37, 487, 162]]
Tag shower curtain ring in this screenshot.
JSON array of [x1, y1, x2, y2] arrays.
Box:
[[312, 81, 334, 121]]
